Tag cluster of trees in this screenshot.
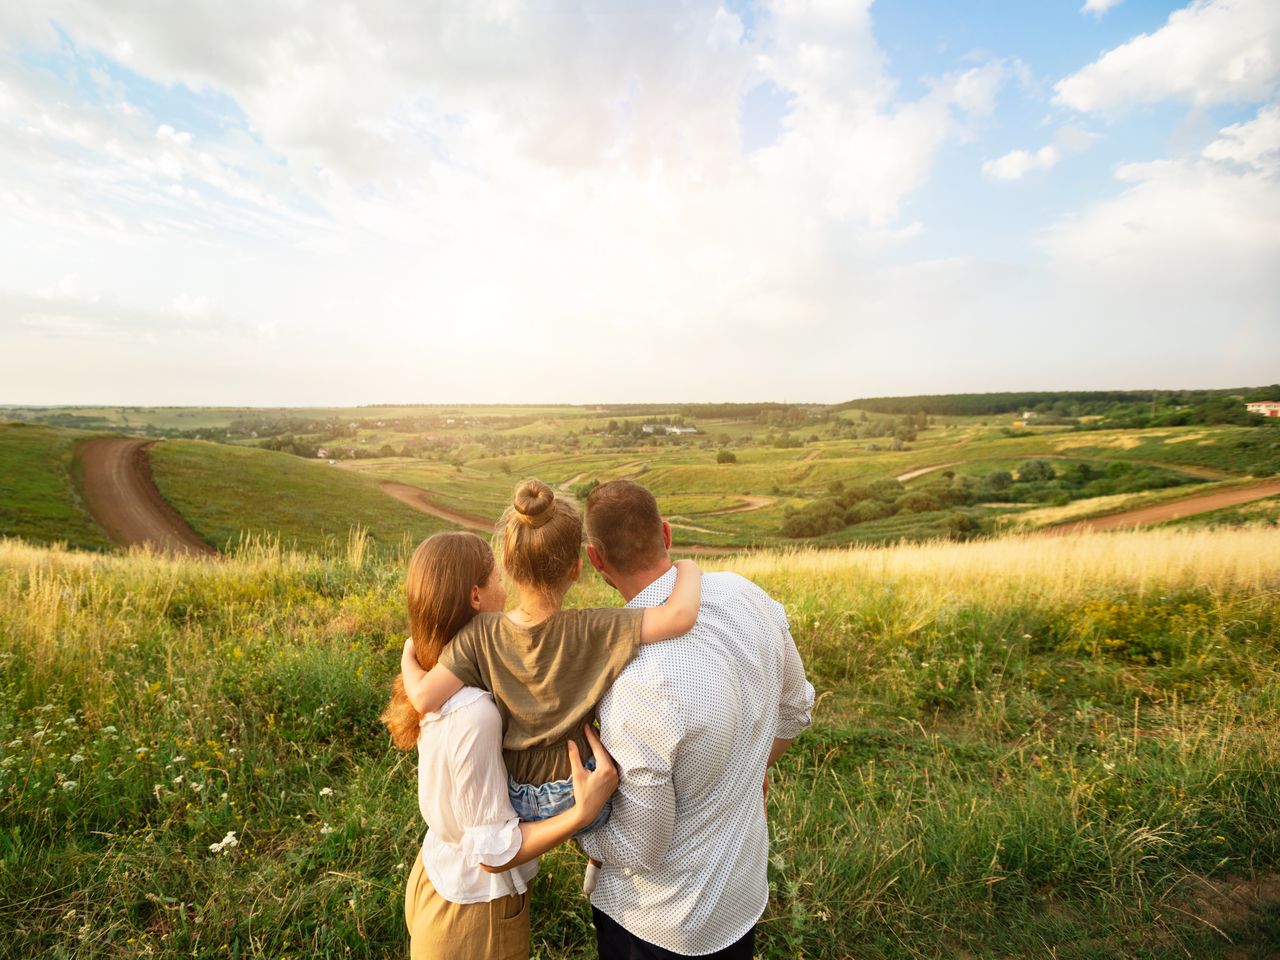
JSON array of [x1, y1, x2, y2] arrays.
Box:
[[947, 459, 1194, 506], [781, 459, 1197, 540], [827, 412, 923, 445], [1083, 394, 1280, 430], [781, 477, 977, 539]]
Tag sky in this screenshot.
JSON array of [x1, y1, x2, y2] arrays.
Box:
[[0, 0, 1277, 405]]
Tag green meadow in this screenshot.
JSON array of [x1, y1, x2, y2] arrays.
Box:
[[2, 528, 1278, 959], [0, 423, 111, 552]]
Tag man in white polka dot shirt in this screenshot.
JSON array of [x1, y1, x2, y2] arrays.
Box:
[[581, 480, 815, 959]]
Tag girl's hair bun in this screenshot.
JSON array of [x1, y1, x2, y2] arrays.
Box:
[[513, 479, 556, 528]]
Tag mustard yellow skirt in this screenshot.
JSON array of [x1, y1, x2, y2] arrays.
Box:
[[404, 854, 530, 960]]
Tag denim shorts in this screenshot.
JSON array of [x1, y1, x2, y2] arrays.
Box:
[[507, 757, 612, 835]]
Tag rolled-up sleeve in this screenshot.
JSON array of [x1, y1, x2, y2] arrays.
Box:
[[576, 675, 681, 873], [449, 700, 523, 869], [771, 598, 815, 740]]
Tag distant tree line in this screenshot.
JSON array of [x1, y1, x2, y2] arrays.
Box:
[[835, 386, 1280, 423]]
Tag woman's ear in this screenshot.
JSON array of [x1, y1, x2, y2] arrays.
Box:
[[470, 584, 483, 611], [571, 556, 583, 582]]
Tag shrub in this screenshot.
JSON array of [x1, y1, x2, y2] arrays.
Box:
[[1017, 459, 1057, 482], [846, 500, 893, 524], [984, 470, 1013, 492], [781, 499, 847, 538], [895, 492, 943, 515], [945, 512, 982, 541], [716, 449, 737, 464]]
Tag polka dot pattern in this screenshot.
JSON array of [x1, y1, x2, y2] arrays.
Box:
[[578, 569, 815, 955]]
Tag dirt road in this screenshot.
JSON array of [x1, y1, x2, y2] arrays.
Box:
[[379, 482, 498, 534], [1047, 480, 1280, 535], [896, 462, 963, 483], [78, 439, 215, 556], [704, 495, 776, 515]]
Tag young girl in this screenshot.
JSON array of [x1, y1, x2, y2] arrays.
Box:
[[382, 531, 620, 960], [398, 478, 701, 862]]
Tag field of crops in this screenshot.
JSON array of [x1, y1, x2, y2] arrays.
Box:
[[2, 528, 1277, 958]]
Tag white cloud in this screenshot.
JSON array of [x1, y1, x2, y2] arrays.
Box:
[[984, 145, 1060, 180], [983, 125, 1098, 180], [1041, 103, 1280, 350], [1081, 0, 1123, 16], [1056, 0, 1280, 112]]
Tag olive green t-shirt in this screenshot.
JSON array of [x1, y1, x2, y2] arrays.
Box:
[[437, 607, 644, 785]]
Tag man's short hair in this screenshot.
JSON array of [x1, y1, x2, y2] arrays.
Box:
[[584, 480, 666, 575]]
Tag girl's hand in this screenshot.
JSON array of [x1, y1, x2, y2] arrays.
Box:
[[567, 724, 618, 830]]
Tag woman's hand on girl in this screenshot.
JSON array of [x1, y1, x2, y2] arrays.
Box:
[[568, 724, 618, 830]]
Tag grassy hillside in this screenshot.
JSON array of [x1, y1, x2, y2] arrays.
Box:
[[0, 422, 111, 550], [147, 440, 450, 554], [1, 529, 1277, 958]]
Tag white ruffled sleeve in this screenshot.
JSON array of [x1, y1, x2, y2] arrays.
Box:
[[459, 819, 523, 868], [448, 695, 528, 869]]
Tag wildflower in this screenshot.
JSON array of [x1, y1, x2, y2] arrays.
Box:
[[319, 823, 335, 835], [319, 787, 333, 797], [6, 739, 21, 747], [172, 776, 183, 785], [70, 754, 86, 764], [100, 726, 117, 735], [209, 831, 238, 854], [134, 746, 149, 756], [191, 783, 204, 792], [171, 755, 186, 763], [61, 780, 78, 791]]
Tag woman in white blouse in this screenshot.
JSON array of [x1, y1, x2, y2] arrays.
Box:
[[381, 532, 618, 960]]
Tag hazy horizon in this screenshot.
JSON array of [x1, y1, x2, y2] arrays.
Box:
[[2, 1, 1278, 405]]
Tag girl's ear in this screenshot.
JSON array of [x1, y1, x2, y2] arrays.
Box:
[[470, 584, 483, 611], [570, 556, 583, 582]]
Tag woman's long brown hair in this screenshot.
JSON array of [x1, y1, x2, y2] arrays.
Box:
[[381, 532, 495, 750]]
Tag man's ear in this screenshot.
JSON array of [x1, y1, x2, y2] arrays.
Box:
[[661, 520, 672, 551], [585, 543, 606, 572]]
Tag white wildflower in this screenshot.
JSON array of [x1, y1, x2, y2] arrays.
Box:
[[172, 776, 183, 785], [70, 754, 86, 764], [319, 823, 335, 835], [171, 755, 186, 763], [6, 739, 21, 748], [191, 782, 204, 792], [100, 726, 117, 735], [209, 831, 238, 854], [61, 780, 78, 791], [319, 787, 333, 797]]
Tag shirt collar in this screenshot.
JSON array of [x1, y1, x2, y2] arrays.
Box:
[[625, 565, 677, 610]]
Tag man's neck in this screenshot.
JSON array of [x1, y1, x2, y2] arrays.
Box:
[[613, 559, 675, 604]]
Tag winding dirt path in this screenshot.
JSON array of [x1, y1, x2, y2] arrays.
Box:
[[896, 461, 963, 483], [1046, 480, 1280, 535], [704, 495, 777, 516], [77, 439, 214, 556], [379, 482, 497, 534]]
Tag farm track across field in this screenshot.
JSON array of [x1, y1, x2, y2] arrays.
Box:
[[1046, 479, 1280, 534], [77, 439, 215, 556], [379, 482, 496, 533]]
